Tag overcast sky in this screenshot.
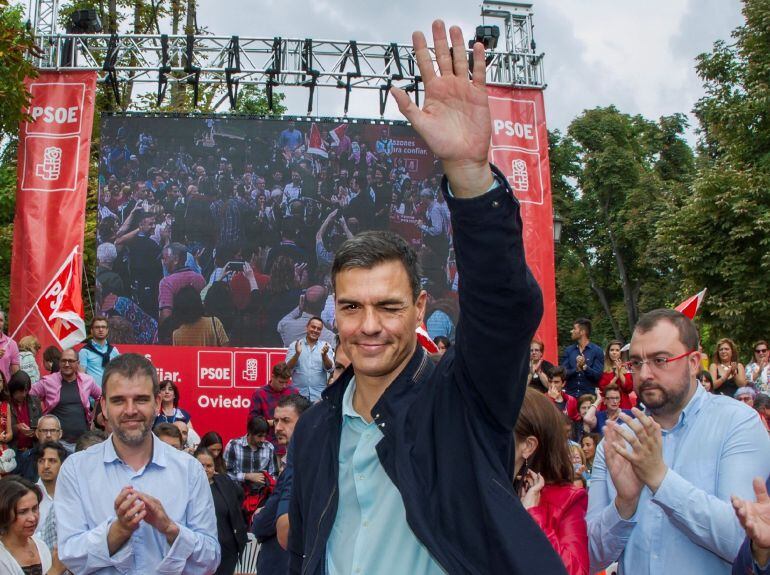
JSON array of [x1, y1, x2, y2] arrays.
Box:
[[194, 0, 744, 138]]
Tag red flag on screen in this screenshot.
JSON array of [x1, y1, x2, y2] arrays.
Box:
[[307, 123, 328, 158], [329, 124, 347, 145]]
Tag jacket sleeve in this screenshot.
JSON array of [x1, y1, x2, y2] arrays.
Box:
[[288, 447, 304, 575], [566, 396, 581, 422], [528, 488, 589, 575], [584, 348, 604, 385], [251, 489, 280, 540], [445, 166, 543, 432]]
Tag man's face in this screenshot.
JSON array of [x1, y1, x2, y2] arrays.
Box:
[[173, 421, 189, 444], [548, 377, 564, 395], [306, 319, 323, 343], [37, 447, 63, 484], [270, 376, 290, 392], [138, 216, 154, 234], [161, 249, 178, 271], [101, 374, 159, 448], [91, 320, 109, 341], [629, 320, 699, 416], [335, 260, 426, 383], [330, 345, 351, 384], [248, 432, 268, 448], [59, 350, 79, 379], [570, 324, 582, 341], [35, 418, 62, 443], [159, 434, 183, 450], [273, 406, 300, 445], [737, 395, 755, 408]]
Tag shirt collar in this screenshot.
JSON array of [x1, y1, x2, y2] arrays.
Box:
[[341, 376, 367, 423], [102, 432, 168, 469]]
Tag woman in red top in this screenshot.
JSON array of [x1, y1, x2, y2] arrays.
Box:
[[513, 388, 589, 575], [598, 340, 634, 410]]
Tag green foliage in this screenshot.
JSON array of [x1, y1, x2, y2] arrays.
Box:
[[0, 1, 37, 139], [229, 85, 287, 117]]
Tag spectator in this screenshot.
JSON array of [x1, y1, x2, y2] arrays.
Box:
[[755, 394, 770, 430], [14, 415, 62, 483], [560, 318, 604, 398], [223, 415, 276, 521], [34, 440, 67, 542], [285, 316, 334, 402], [248, 362, 298, 454], [731, 476, 770, 575], [154, 380, 191, 425], [153, 422, 184, 449], [7, 371, 41, 453], [252, 394, 312, 575], [41, 346, 60, 374], [746, 340, 769, 395], [29, 348, 101, 453], [158, 242, 206, 322], [74, 429, 107, 452], [0, 310, 20, 382], [95, 242, 125, 297], [513, 388, 588, 575], [528, 338, 555, 392], [78, 315, 121, 389], [587, 309, 770, 574], [699, 369, 714, 392], [736, 386, 758, 407], [546, 367, 581, 423], [709, 337, 748, 397], [598, 340, 634, 410], [417, 188, 451, 269], [115, 209, 163, 317], [56, 353, 220, 573], [278, 121, 304, 152], [582, 384, 633, 437], [16, 336, 41, 384], [433, 335, 451, 356], [195, 446, 247, 575], [276, 285, 336, 347], [329, 341, 351, 385], [0, 477, 52, 573], [97, 277, 158, 345], [580, 433, 600, 476], [173, 420, 200, 452], [569, 443, 589, 488], [200, 431, 227, 475], [171, 285, 229, 347]]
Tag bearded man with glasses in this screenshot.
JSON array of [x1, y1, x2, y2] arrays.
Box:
[[587, 308, 770, 575]]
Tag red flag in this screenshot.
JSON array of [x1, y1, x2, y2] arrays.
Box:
[[307, 123, 328, 158], [329, 124, 348, 146], [675, 289, 707, 320], [416, 323, 439, 354]]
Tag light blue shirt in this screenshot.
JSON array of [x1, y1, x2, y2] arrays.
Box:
[[55, 433, 220, 574], [326, 378, 446, 575], [285, 337, 334, 402], [587, 384, 770, 574], [78, 341, 120, 388]]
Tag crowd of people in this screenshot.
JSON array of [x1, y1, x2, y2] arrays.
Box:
[[0, 19, 769, 575], [94, 111, 457, 350]]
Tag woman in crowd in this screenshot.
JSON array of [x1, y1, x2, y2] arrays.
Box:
[[569, 444, 589, 488], [204, 282, 238, 338], [513, 388, 588, 575], [194, 447, 247, 575], [0, 477, 54, 574], [7, 372, 41, 454], [580, 433, 601, 477], [528, 339, 554, 393], [709, 338, 747, 397], [200, 431, 227, 475], [154, 380, 192, 425], [433, 336, 451, 356], [598, 340, 633, 409], [699, 370, 714, 392], [16, 337, 41, 384], [745, 340, 769, 394], [582, 384, 632, 436], [41, 347, 60, 375], [172, 286, 229, 347], [0, 374, 13, 459]]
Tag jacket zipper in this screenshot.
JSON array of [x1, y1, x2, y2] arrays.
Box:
[[302, 484, 337, 575]]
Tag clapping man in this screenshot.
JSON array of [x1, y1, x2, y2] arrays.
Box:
[[285, 317, 334, 402]]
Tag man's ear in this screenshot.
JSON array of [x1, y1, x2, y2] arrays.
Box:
[[415, 290, 428, 326]]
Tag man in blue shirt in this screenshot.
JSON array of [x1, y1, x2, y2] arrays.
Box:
[[56, 353, 220, 574], [288, 21, 566, 575], [285, 316, 334, 401], [79, 316, 120, 388], [560, 317, 604, 398], [587, 309, 770, 574]]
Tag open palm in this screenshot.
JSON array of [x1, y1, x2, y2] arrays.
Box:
[[733, 477, 770, 547]]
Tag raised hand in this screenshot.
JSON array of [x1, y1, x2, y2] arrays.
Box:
[[135, 492, 179, 544], [732, 477, 770, 548], [295, 340, 302, 355], [113, 487, 146, 534], [604, 422, 644, 519], [390, 20, 494, 198]]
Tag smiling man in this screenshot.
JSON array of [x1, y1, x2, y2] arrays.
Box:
[[285, 317, 334, 402], [288, 20, 566, 575], [55, 353, 219, 574]]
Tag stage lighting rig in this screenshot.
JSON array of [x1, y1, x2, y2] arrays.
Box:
[[469, 25, 499, 50], [61, 8, 102, 66]]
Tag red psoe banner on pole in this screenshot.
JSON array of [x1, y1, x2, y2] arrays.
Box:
[[487, 86, 558, 362], [10, 72, 97, 350]]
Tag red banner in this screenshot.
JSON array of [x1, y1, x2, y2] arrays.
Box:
[[10, 72, 97, 350], [487, 87, 558, 362]]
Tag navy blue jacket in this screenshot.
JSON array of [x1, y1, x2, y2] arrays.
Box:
[[561, 342, 604, 398], [251, 470, 289, 575], [288, 169, 568, 575]]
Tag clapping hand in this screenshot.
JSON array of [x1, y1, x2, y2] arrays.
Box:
[[732, 477, 770, 548], [295, 340, 302, 355], [321, 342, 330, 356], [390, 21, 494, 198]]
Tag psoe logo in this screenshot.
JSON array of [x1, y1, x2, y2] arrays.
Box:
[[26, 83, 86, 136], [197, 351, 233, 389], [488, 96, 539, 153]]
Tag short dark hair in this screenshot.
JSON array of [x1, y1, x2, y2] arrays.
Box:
[[75, 430, 108, 452], [90, 315, 109, 329], [173, 285, 205, 325], [699, 370, 714, 384], [0, 477, 42, 535], [332, 231, 421, 301], [633, 309, 699, 352], [153, 422, 183, 447], [272, 362, 292, 380], [246, 415, 269, 436], [37, 441, 68, 465], [755, 393, 770, 411], [574, 318, 592, 338], [8, 371, 31, 395], [307, 316, 323, 326], [550, 366, 566, 381], [102, 353, 160, 397], [433, 336, 451, 349], [276, 394, 312, 416], [193, 445, 213, 459]]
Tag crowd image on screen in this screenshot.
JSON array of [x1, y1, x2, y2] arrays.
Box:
[[95, 117, 457, 348]]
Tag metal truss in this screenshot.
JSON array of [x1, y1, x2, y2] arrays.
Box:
[[30, 0, 545, 112], [32, 0, 59, 37]]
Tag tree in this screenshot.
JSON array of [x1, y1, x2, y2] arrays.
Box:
[[0, 2, 37, 139]]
